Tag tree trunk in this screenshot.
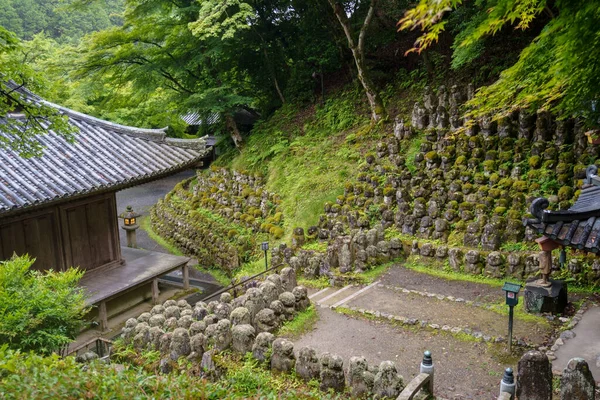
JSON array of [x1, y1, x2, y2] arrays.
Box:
[[352, 48, 386, 122], [329, 0, 387, 122], [225, 114, 243, 149]]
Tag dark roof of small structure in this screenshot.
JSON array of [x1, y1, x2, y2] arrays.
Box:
[[0, 85, 210, 215], [525, 165, 600, 252]]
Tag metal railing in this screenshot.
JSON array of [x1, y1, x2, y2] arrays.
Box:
[[198, 263, 285, 302], [63, 337, 114, 359]]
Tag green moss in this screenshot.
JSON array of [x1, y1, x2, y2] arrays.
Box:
[[528, 155, 541, 169], [455, 155, 467, 166], [558, 186, 574, 201]]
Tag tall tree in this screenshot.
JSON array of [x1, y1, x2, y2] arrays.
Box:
[[78, 0, 259, 147], [327, 0, 387, 122]]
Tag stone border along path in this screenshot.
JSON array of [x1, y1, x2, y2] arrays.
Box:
[[311, 283, 551, 347], [293, 306, 514, 399]]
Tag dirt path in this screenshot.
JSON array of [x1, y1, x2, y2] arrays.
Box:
[[379, 266, 504, 304], [346, 286, 551, 344], [294, 307, 514, 400]]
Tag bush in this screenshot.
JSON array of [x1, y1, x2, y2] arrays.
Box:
[[0, 256, 88, 354]]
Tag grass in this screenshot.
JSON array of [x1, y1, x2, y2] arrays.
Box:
[[193, 265, 231, 287], [298, 276, 330, 289], [235, 258, 269, 279], [139, 215, 184, 256], [404, 258, 510, 288], [216, 87, 388, 243], [302, 240, 328, 253], [403, 132, 425, 173], [354, 261, 396, 284], [276, 305, 318, 340]]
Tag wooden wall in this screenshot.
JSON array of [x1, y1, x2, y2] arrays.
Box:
[[0, 192, 122, 272]]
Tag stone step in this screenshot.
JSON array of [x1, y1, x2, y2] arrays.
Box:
[[314, 285, 357, 306]]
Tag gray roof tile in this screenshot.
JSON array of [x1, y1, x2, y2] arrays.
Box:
[[0, 86, 209, 215]]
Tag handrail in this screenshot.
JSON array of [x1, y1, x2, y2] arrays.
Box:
[[198, 263, 285, 302], [64, 337, 114, 358]]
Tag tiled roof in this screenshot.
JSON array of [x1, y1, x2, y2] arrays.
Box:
[[0, 85, 210, 215], [525, 165, 600, 253]]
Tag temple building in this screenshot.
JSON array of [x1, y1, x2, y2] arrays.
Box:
[[0, 84, 211, 330]]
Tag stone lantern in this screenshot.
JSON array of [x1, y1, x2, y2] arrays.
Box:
[[119, 205, 140, 248]]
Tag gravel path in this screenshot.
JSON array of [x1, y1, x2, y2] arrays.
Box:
[[115, 169, 219, 286], [294, 307, 513, 400], [346, 286, 551, 344], [379, 265, 504, 304], [116, 169, 195, 253]]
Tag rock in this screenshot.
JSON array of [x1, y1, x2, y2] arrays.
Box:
[[254, 308, 279, 333], [373, 360, 404, 398], [516, 351, 553, 400], [252, 332, 275, 363], [448, 248, 463, 271], [560, 358, 596, 400], [164, 306, 180, 319], [205, 319, 232, 351], [177, 300, 191, 309], [137, 312, 151, 323], [271, 338, 295, 373], [560, 330, 576, 340], [190, 333, 206, 358], [259, 281, 280, 305], [192, 306, 209, 321], [219, 292, 232, 304], [159, 357, 172, 374], [279, 291, 297, 320], [347, 356, 375, 398], [158, 332, 172, 354], [169, 328, 191, 360], [230, 307, 252, 326], [177, 315, 194, 329], [200, 349, 225, 381], [151, 305, 165, 315], [148, 314, 166, 328], [292, 286, 310, 311], [319, 352, 345, 393], [266, 274, 283, 295], [280, 267, 297, 292], [296, 346, 321, 381], [148, 326, 164, 350], [213, 302, 232, 321], [133, 324, 150, 350], [231, 324, 256, 355]]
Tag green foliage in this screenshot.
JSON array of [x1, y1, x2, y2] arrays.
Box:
[[0, 256, 88, 354], [400, 0, 600, 124], [0, 27, 78, 157], [0, 346, 343, 399], [0, 0, 124, 43]]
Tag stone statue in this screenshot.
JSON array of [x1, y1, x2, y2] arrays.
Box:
[[537, 250, 552, 287]]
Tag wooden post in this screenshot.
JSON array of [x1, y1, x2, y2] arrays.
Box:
[[182, 264, 190, 290], [99, 301, 108, 332], [152, 278, 160, 305]]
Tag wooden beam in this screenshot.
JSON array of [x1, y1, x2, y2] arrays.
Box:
[[152, 278, 160, 305], [182, 264, 190, 290], [98, 301, 108, 332]]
